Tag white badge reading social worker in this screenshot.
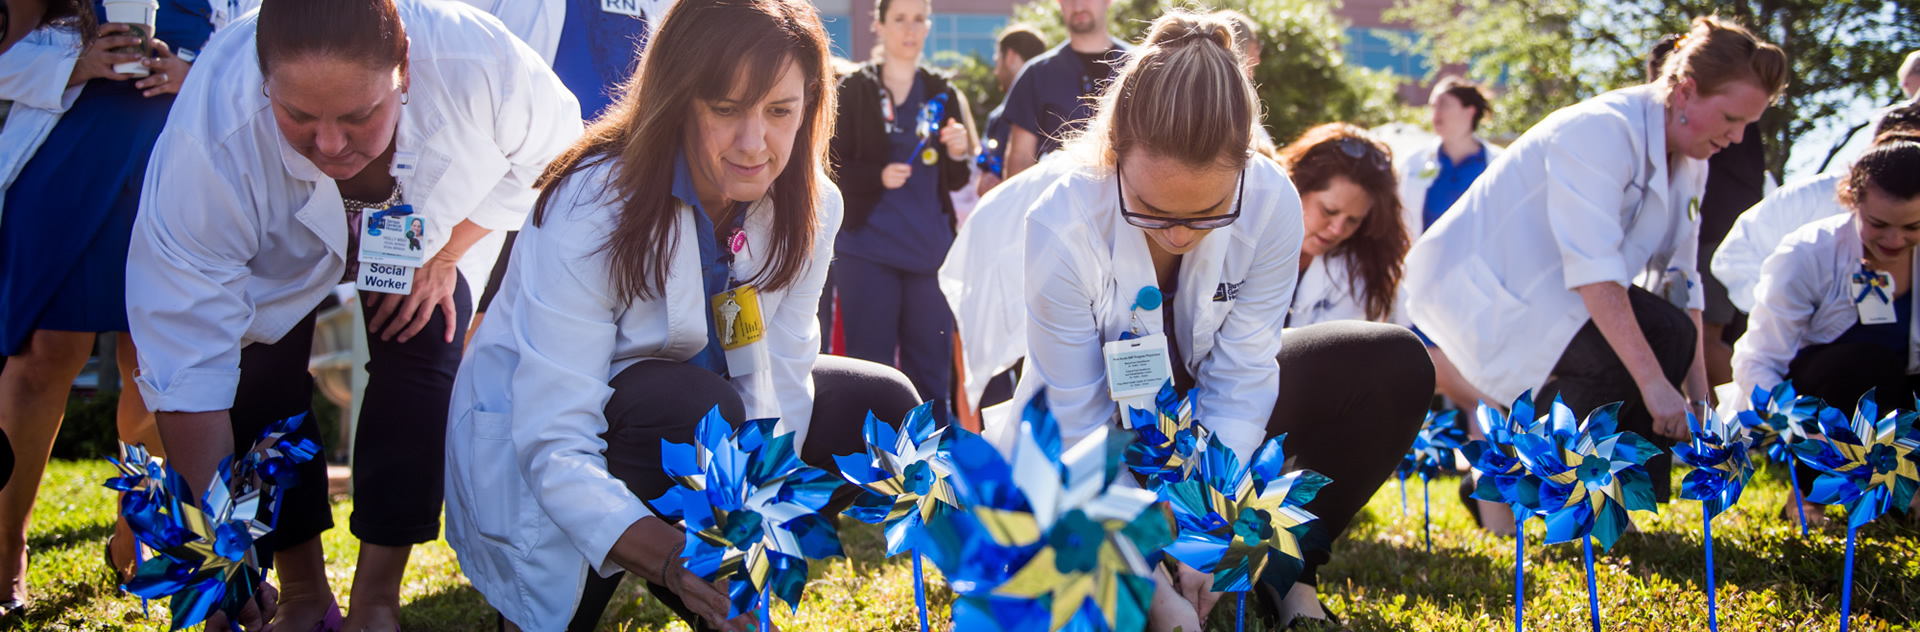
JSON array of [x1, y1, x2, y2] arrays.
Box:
[[1850, 269, 1897, 325], [1103, 333, 1172, 401], [357, 261, 414, 295], [359, 205, 427, 267], [601, 0, 645, 17]]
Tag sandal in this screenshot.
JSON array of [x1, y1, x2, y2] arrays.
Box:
[[104, 536, 138, 586]]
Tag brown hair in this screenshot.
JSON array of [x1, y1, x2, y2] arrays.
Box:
[[256, 0, 409, 78], [1433, 75, 1492, 131], [1278, 123, 1406, 322], [1874, 101, 1920, 142], [29, 0, 96, 47], [531, 0, 835, 302], [1840, 140, 1920, 209], [998, 24, 1048, 62], [1656, 16, 1788, 101], [1216, 10, 1257, 58], [1069, 10, 1255, 170]]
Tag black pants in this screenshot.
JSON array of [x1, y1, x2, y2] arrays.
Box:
[[1535, 285, 1693, 503], [1266, 321, 1434, 587], [1784, 341, 1920, 494], [568, 355, 921, 631], [236, 275, 471, 553]]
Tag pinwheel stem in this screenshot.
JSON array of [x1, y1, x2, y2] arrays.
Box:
[[1704, 514, 1718, 632], [1423, 478, 1432, 554], [760, 591, 772, 632], [1514, 517, 1525, 632], [912, 552, 929, 632], [1236, 591, 1246, 632], [1400, 479, 1408, 517], [1583, 536, 1601, 632], [1841, 523, 1857, 632], [1789, 458, 1809, 537]]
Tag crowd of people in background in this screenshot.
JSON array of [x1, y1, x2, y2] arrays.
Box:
[[0, 0, 1916, 630]]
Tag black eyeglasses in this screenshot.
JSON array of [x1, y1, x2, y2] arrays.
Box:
[[1117, 163, 1245, 231], [1335, 137, 1390, 172]]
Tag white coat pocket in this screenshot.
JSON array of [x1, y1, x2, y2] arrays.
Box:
[[456, 408, 536, 553], [1446, 258, 1529, 358]]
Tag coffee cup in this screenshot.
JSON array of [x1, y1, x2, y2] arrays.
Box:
[[102, 0, 160, 77]]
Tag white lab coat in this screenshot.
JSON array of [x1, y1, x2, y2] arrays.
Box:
[[1711, 172, 1847, 313], [1395, 137, 1504, 240], [1731, 213, 1920, 401], [451, 0, 675, 64], [939, 152, 1077, 411], [1403, 86, 1708, 406], [126, 0, 582, 413], [995, 156, 1303, 462], [444, 161, 842, 630], [0, 25, 84, 226], [1288, 253, 1410, 328]]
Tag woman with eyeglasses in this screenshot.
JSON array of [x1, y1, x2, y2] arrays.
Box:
[[997, 12, 1432, 627], [1403, 16, 1786, 533]]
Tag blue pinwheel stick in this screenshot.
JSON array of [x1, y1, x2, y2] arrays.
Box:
[[1405, 410, 1466, 554], [1463, 392, 1546, 632], [1790, 390, 1920, 632], [835, 402, 956, 632], [1672, 409, 1755, 632]]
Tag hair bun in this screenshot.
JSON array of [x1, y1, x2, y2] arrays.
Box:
[[1148, 15, 1234, 51]]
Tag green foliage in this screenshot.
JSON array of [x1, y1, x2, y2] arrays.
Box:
[[1386, 0, 1920, 178], [934, 49, 1005, 133], [995, 0, 1401, 148]]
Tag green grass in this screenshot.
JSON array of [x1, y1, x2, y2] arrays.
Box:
[[8, 460, 1918, 631]]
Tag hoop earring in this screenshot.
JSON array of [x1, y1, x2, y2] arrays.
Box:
[[400, 92, 410, 105]]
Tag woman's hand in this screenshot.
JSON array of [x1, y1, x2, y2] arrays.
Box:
[[367, 256, 459, 343], [613, 517, 755, 632], [1640, 379, 1692, 441], [939, 119, 970, 161], [135, 39, 190, 97], [1171, 560, 1224, 621], [880, 163, 912, 189], [69, 22, 143, 86]]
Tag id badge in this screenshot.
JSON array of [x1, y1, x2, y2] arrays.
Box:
[[600, 0, 645, 17], [714, 284, 768, 351], [356, 261, 414, 295], [359, 205, 427, 266], [1850, 270, 1897, 325], [1103, 333, 1172, 401]]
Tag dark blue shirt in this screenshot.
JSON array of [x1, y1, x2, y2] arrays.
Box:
[[1831, 291, 1912, 352], [837, 75, 950, 274], [551, 0, 650, 121], [979, 101, 1011, 177], [1421, 143, 1490, 229], [672, 151, 730, 376], [999, 41, 1128, 159]]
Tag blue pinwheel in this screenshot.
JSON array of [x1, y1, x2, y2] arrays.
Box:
[[1122, 380, 1204, 487], [835, 402, 959, 632], [909, 93, 951, 166], [650, 409, 845, 626], [917, 391, 1171, 632], [1404, 410, 1466, 553], [1512, 399, 1660, 631], [1161, 433, 1328, 631], [106, 413, 319, 631], [1462, 393, 1547, 632], [1790, 391, 1920, 632], [1672, 409, 1755, 632], [1734, 381, 1820, 535]]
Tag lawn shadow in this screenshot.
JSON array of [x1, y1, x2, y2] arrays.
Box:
[[26, 520, 112, 553], [399, 583, 500, 631], [0, 580, 109, 631]]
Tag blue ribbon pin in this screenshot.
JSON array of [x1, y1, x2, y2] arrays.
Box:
[[1853, 269, 1890, 305], [366, 204, 415, 237]]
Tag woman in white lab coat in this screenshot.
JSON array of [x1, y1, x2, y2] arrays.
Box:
[[124, 0, 582, 629], [1395, 76, 1502, 241], [1732, 141, 1920, 427], [1006, 12, 1432, 627], [442, 0, 918, 629], [1279, 123, 1409, 328], [1714, 103, 1920, 313], [1404, 16, 1785, 528]]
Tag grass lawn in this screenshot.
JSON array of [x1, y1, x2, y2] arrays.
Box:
[[7, 459, 1917, 631]]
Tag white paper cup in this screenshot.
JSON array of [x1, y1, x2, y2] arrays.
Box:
[[103, 0, 159, 77]]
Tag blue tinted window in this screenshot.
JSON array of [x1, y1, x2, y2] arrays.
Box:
[[821, 13, 853, 60], [927, 14, 1006, 65], [1346, 28, 1430, 77]]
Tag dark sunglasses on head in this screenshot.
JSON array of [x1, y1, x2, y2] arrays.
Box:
[[1117, 163, 1246, 230], [1334, 136, 1390, 172]]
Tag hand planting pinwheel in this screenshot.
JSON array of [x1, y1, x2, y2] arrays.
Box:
[[1161, 432, 1328, 631], [650, 409, 845, 629]]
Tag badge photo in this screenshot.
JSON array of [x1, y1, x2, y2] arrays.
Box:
[[360, 205, 426, 267]]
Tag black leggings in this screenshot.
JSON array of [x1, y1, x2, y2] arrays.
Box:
[[1267, 321, 1434, 587], [1783, 341, 1920, 494], [568, 355, 922, 630], [234, 276, 471, 554], [1535, 285, 1693, 503]]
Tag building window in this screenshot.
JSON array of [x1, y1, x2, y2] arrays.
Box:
[[821, 14, 854, 60], [926, 14, 1006, 64], [1346, 28, 1429, 77]]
